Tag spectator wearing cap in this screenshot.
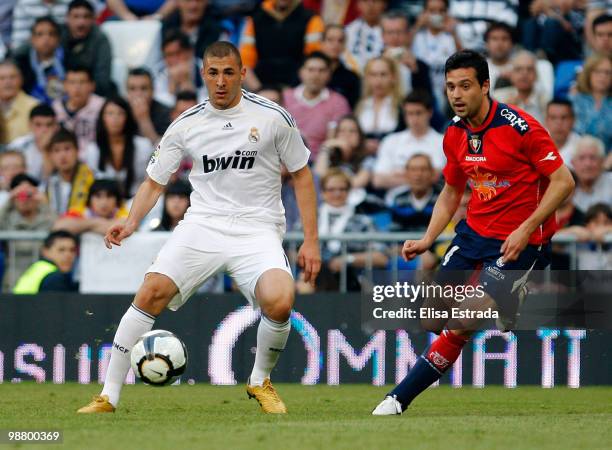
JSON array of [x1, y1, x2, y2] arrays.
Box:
[[7, 104, 59, 182], [0, 59, 40, 145], [0, 172, 56, 289], [283, 51, 351, 159], [240, 0, 324, 90], [320, 24, 361, 109], [126, 67, 172, 146], [52, 65, 104, 156], [45, 127, 94, 216], [61, 0, 114, 96], [13, 229, 78, 293], [153, 30, 206, 108], [53, 178, 128, 235], [571, 135, 611, 214], [162, 0, 222, 59], [11, 0, 69, 50], [570, 54, 612, 150], [13, 16, 65, 104]]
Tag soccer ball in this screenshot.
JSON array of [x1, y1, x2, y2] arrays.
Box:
[[130, 330, 188, 386]]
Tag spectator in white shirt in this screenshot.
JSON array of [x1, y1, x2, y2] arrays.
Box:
[[373, 90, 444, 190], [7, 103, 58, 182], [571, 135, 611, 214], [344, 0, 387, 72], [544, 99, 581, 168]]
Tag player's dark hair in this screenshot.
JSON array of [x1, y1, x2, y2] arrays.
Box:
[[128, 67, 153, 84], [546, 98, 574, 117], [95, 97, 138, 198], [68, 0, 94, 13], [29, 103, 56, 120], [162, 29, 193, 51], [584, 202, 612, 223], [303, 51, 332, 68], [87, 178, 123, 208], [32, 15, 61, 35], [445, 50, 490, 86], [592, 13, 612, 32], [203, 41, 242, 68], [48, 127, 78, 151], [175, 90, 198, 102], [484, 21, 515, 44], [403, 90, 434, 110], [43, 230, 78, 249], [65, 64, 94, 81]]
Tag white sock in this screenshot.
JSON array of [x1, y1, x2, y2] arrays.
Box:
[[249, 315, 291, 386], [101, 304, 155, 406]]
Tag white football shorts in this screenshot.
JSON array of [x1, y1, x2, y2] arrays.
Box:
[[146, 216, 292, 311]]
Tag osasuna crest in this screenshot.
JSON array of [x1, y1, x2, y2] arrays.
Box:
[[248, 127, 260, 143], [468, 134, 482, 154]]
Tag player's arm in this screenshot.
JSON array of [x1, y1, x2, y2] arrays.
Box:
[[402, 182, 464, 261], [501, 164, 574, 262], [104, 177, 165, 249], [291, 165, 321, 284]]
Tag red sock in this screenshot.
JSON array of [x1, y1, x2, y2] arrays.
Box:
[[425, 330, 469, 373]]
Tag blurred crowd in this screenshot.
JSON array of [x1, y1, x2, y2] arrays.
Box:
[[0, 0, 610, 293]]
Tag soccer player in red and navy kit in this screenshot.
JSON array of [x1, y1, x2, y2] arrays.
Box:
[[372, 50, 575, 415]]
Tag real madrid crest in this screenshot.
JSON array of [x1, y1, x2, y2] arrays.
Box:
[[468, 134, 482, 154], [248, 127, 260, 143]]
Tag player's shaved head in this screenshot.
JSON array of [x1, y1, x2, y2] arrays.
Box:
[[202, 41, 246, 110], [203, 41, 242, 68]]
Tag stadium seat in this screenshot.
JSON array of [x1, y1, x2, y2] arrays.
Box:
[[100, 20, 163, 92], [554, 60, 583, 99]]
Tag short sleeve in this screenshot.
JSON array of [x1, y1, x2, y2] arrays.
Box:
[[441, 132, 468, 188], [523, 120, 564, 177], [275, 116, 310, 173], [146, 128, 185, 185]]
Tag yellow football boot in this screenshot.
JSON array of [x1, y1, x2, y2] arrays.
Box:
[[246, 378, 287, 414], [77, 395, 115, 413]]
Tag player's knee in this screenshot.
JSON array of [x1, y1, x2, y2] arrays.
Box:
[[259, 290, 294, 322], [134, 275, 176, 315], [421, 319, 444, 335]]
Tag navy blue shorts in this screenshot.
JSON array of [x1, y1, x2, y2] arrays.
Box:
[[435, 220, 551, 316]]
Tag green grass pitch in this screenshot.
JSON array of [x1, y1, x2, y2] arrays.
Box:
[[0, 383, 610, 450]]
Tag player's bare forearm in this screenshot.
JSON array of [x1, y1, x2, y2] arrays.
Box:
[[291, 165, 321, 283], [291, 166, 318, 243], [422, 182, 463, 245], [125, 177, 166, 229], [520, 165, 575, 235], [501, 165, 575, 261]]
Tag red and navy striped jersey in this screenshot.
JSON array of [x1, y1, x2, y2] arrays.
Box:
[[442, 100, 563, 245]]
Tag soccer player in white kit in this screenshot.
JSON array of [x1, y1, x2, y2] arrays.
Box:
[[77, 42, 321, 414]]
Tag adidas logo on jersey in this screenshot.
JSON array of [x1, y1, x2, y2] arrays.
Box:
[[203, 150, 258, 173], [222, 122, 233, 130]]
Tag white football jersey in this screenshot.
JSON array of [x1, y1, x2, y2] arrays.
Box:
[[147, 90, 310, 227]]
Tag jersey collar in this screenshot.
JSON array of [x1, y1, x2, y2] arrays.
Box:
[[206, 93, 244, 115]]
